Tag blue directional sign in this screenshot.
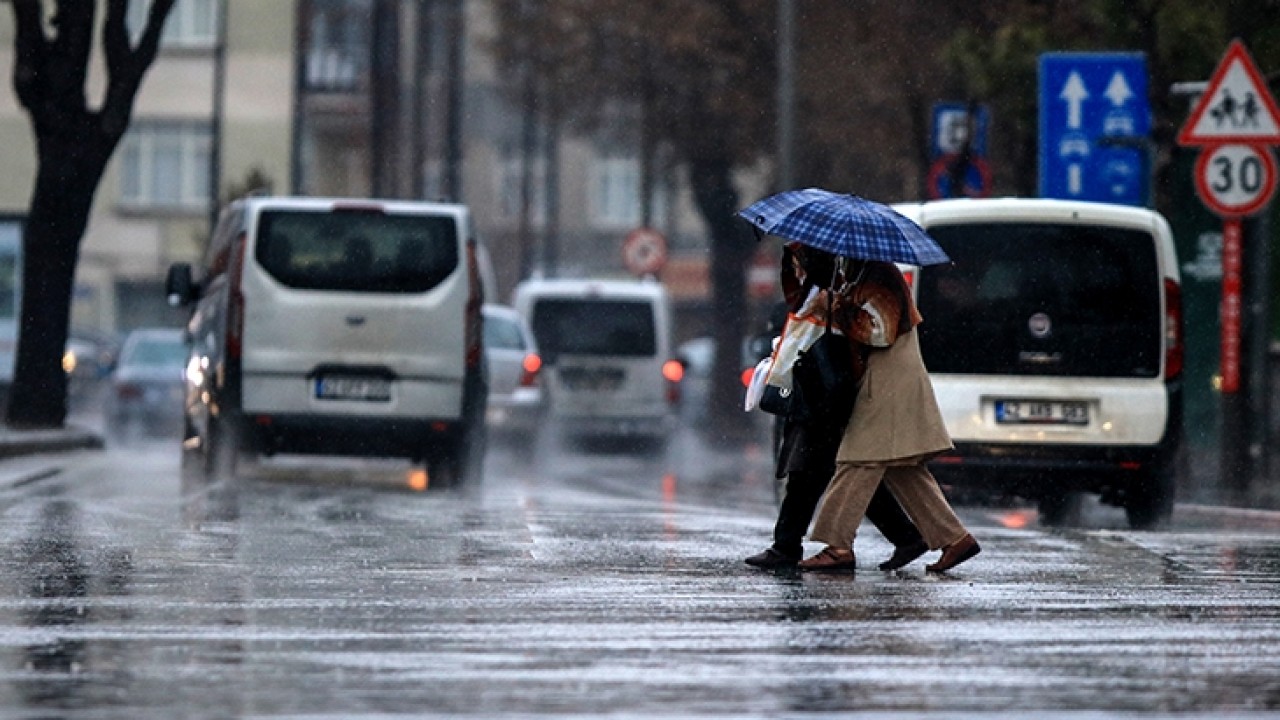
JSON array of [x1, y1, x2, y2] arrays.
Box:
[[1039, 53, 1150, 206]]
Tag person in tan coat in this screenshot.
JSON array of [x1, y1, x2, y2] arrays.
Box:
[[797, 256, 980, 573]]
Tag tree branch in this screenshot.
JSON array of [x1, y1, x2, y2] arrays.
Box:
[[134, 0, 176, 71], [102, 0, 130, 74], [50, 0, 95, 97], [8, 0, 47, 113], [101, 0, 176, 139]]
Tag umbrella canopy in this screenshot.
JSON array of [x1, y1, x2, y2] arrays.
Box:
[[739, 188, 950, 266]]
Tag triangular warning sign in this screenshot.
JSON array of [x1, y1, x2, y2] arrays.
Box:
[[1178, 39, 1280, 146]]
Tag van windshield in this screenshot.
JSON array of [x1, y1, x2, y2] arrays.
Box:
[[255, 210, 458, 293], [530, 299, 656, 362], [916, 222, 1161, 378]]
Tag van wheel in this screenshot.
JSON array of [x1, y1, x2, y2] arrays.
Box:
[[1037, 491, 1083, 527], [429, 424, 486, 490]]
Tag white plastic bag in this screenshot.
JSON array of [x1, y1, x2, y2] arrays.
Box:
[[764, 287, 827, 389], [743, 355, 774, 412]]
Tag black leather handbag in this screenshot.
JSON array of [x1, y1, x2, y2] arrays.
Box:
[[758, 382, 793, 416], [788, 330, 856, 426]]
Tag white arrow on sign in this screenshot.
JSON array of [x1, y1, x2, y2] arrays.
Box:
[[1104, 71, 1133, 106], [1068, 164, 1082, 195], [1060, 71, 1089, 129]]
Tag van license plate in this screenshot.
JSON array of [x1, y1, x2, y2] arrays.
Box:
[[315, 375, 392, 402], [995, 400, 1087, 425]]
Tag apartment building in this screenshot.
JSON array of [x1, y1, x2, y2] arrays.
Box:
[[0, 0, 729, 338]]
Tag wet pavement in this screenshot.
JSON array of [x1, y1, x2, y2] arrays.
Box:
[[0, 434, 1277, 718]]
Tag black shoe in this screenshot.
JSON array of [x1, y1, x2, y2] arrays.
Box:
[[879, 539, 929, 571], [745, 547, 799, 569]]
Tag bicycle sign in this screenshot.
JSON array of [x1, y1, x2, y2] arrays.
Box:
[[1194, 143, 1277, 217]]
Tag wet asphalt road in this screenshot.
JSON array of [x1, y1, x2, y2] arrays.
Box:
[[0, 431, 1278, 719]]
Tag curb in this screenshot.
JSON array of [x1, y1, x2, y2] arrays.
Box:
[[0, 425, 104, 460]]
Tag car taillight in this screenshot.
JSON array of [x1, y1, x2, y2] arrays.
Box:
[[740, 367, 754, 388], [227, 232, 247, 360], [1164, 277, 1183, 380], [662, 359, 684, 383], [464, 240, 484, 369], [662, 359, 683, 405], [520, 353, 542, 387]]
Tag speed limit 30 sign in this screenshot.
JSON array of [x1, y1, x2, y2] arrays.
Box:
[[1194, 143, 1277, 217], [1175, 39, 1280, 395]]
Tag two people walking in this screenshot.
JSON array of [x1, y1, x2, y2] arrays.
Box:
[[746, 239, 980, 574]]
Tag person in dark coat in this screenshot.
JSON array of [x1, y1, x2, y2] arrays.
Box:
[[745, 244, 929, 570]]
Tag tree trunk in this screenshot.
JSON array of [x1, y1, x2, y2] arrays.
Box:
[[6, 147, 103, 429], [688, 155, 753, 446]]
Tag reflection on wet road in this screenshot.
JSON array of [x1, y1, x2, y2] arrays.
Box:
[[0, 436, 1277, 717]]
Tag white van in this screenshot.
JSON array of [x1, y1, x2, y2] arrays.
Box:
[[894, 198, 1184, 529], [166, 196, 488, 487], [512, 278, 679, 445]]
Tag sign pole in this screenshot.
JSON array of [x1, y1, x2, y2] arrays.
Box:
[[1220, 218, 1244, 393], [1219, 217, 1246, 500]]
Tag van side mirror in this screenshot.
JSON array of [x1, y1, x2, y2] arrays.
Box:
[[166, 263, 196, 307]]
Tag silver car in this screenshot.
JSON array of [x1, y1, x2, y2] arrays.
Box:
[[103, 328, 187, 442], [482, 304, 545, 450]]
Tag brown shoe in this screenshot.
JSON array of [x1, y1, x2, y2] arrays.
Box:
[[925, 533, 980, 573], [798, 546, 856, 572]]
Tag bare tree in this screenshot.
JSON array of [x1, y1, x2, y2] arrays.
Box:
[[6, 0, 176, 428], [492, 0, 775, 443]]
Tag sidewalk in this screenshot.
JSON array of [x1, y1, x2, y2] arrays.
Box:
[[0, 423, 103, 460]]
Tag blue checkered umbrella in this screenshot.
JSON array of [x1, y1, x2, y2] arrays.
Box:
[[739, 188, 950, 266]]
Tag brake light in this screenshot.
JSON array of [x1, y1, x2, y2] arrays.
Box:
[[1164, 278, 1183, 380], [464, 240, 484, 368], [901, 270, 915, 288], [520, 353, 542, 387], [662, 359, 684, 383], [662, 359, 683, 405], [227, 232, 247, 360], [740, 367, 754, 388]]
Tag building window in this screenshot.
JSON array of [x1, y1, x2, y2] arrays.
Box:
[[130, 0, 218, 49], [590, 157, 639, 229], [305, 0, 372, 91], [590, 156, 672, 230], [119, 123, 212, 212], [496, 151, 547, 227]]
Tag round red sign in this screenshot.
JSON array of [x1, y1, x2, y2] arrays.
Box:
[[622, 227, 668, 275], [1193, 143, 1277, 217]]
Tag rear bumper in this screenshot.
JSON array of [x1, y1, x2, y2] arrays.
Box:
[[558, 413, 674, 439], [929, 434, 1178, 501], [238, 413, 462, 459], [486, 393, 545, 435]]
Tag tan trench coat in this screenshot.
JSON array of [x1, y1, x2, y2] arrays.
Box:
[[835, 327, 952, 463]]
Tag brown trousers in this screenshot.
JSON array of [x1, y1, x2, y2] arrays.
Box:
[[810, 462, 968, 551]]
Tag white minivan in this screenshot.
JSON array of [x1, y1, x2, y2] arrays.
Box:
[[512, 278, 679, 446], [166, 196, 488, 487], [894, 198, 1184, 529]]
